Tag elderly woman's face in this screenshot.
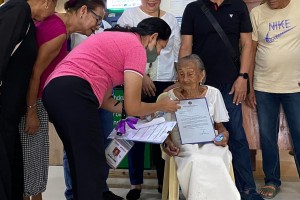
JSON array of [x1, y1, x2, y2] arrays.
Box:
[[177, 62, 204, 91]]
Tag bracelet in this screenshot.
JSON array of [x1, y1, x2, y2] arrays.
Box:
[[114, 101, 121, 106], [27, 103, 37, 109]]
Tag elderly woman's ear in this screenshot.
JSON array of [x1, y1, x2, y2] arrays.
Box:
[[198, 70, 206, 85]]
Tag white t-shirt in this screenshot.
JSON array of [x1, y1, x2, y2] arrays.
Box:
[[117, 6, 181, 82], [250, 0, 300, 93], [70, 20, 112, 49]]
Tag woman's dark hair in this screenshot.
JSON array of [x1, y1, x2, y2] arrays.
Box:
[[64, 0, 105, 12], [105, 17, 171, 41]]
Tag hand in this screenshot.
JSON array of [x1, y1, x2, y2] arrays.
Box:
[[163, 82, 180, 92], [142, 75, 156, 97], [162, 136, 180, 156], [229, 77, 247, 105], [25, 109, 40, 134], [245, 89, 256, 109], [213, 131, 229, 147], [158, 96, 180, 113], [142, 113, 155, 121]]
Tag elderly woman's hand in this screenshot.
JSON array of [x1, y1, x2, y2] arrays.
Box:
[[213, 131, 229, 147], [162, 135, 180, 156]]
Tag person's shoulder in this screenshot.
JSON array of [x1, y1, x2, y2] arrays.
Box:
[[102, 32, 139, 44], [230, 0, 247, 6], [102, 20, 112, 29], [122, 6, 139, 14], [228, 0, 249, 11], [251, 3, 266, 13], [291, 0, 300, 8], [162, 12, 177, 23], [36, 14, 64, 27], [188, 0, 198, 6], [0, 0, 30, 15], [36, 14, 66, 33], [4, 0, 28, 7], [206, 85, 222, 95]]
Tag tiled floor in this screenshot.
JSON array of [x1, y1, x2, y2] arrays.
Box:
[[44, 165, 300, 200]]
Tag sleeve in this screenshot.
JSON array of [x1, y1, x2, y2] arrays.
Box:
[[212, 89, 229, 123], [117, 9, 134, 26], [250, 9, 258, 41], [124, 45, 147, 76], [180, 3, 195, 35], [0, 2, 30, 78], [102, 20, 112, 29], [172, 18, 181, 63], [36, 16, 66, 47], [239, 1, 253, 33]]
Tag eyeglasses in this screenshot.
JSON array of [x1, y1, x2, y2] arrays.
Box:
[[88, 9, 103, 26]]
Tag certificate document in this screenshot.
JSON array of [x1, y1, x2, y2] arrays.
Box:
[[108, 117, 177, 144], [175, 98, 215, 144]]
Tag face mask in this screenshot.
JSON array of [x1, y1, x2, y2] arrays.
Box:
[[146, 44, 158, 63]]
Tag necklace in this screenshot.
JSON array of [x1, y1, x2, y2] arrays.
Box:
[[179, 86, 207, 100]]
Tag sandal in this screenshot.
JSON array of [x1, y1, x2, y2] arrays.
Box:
[[259, 183, 280, 199], [126, 189, 141, 200]]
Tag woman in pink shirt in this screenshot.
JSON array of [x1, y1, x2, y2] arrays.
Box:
[[42, 17, 180, 200]]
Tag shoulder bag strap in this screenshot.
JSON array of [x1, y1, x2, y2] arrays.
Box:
[[197, 0, 239, 67]]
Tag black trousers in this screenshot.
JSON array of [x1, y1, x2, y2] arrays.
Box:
[[128, 81, 173, 185], [43, 76, 106, 200], [0, 57, 34, 200]]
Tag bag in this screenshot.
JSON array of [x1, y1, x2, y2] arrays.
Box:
[[197, 0, 250, 94]]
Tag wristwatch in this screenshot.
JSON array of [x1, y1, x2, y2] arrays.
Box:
[[238, 73, 249, 79]]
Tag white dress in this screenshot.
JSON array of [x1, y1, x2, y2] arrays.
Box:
[[165, 86, 240, 200]]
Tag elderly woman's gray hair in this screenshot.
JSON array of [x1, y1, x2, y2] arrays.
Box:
[[177, 54, 205, 72]]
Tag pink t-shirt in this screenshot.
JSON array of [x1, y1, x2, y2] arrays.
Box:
[[45, 31, 146, 105], [36, 14, 67, 98]]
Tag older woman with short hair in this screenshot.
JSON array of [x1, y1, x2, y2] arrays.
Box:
[[0, 0, 57, 199], [161, 54, 240, 200]]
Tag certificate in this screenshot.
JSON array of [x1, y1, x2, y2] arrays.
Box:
[[108, 117, 177, 144], [175, 98, 215, 144]]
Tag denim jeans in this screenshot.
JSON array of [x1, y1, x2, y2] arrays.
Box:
[[63, 108, 113, 200], [210, 83, 256, 192], [255, 91, 300, 187]]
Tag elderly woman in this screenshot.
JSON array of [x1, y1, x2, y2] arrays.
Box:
[[161, 54, 240, 200]]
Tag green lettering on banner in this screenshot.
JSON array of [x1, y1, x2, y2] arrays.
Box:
[[113, 87, 151, 169]]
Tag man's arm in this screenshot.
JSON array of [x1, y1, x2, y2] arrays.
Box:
[[163, 35, 193, 92], [245, 40, 258, 109], [178, 35, 193, 58], [229, 32, 252, 105]]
